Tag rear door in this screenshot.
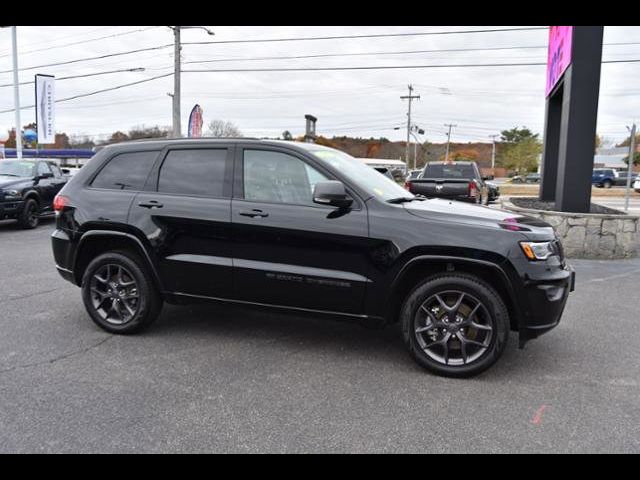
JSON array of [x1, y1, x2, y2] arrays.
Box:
[[130, 144, 234, 298], [231, 145, 370, 314], [35, 161, 57, 212]]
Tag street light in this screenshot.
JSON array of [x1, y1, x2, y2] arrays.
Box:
[[1, 26, 22, 159]]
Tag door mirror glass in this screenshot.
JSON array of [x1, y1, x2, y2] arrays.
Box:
[[313, 181, 353, 209]]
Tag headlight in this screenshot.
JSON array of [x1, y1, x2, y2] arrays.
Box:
[[4, 189, 22, 199], [520, 241, 554, 261]]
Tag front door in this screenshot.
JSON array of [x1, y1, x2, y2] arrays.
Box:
[[231, 146, 370, 314], [130, 145, 235, 298]]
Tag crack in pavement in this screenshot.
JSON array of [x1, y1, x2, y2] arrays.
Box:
[[0, 287, 67, 304], [0, 336, 113, 376]]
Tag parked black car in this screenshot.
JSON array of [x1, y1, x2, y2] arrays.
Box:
[[0, 159, 68, 228], [405, 161, 497, 204], [51, 139, 574, 377]]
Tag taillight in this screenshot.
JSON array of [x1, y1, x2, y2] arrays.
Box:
[[468, 181, 477, 198], [53, 195, 69, 213], [405, 181, 413, 191]]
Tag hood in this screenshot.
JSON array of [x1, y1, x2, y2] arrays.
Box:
[[403, 198, 555, 237], [0, 175, 30, 189]]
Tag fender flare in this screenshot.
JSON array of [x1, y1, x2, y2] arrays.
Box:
[[388, 254, 523, 329], [73, 230, 164, 290]]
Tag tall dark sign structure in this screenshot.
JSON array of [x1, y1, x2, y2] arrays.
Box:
[[539, 26, 604, 213]]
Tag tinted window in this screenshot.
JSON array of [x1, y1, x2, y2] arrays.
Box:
[[244, 150, 328, 205], [423, 164, 477, 179], [158, 149, 228, 197], [92, 151, 158, 191]]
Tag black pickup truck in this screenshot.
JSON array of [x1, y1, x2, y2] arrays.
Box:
[[0, 159, 68, 228], [405, 161, 498, 204]]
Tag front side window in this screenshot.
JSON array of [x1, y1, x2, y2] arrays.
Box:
[[243, 150, 328, 205], [37, 162, 51, 176], [158, 149, 228, 197], [92, 151, 159, 191]]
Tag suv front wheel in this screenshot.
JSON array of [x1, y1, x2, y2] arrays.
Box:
[[81, 251, 163, 334], [400, 273, 509, 378]]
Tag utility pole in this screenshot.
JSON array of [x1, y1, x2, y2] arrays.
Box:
[[489, 134, 499, 171], [401, 85, 420, 166], [444, 123, 457, 162], [172, 26, 181, 138], [170, 26, 214, 138], [625, 123, 636, 212], [11, 26, 22, 159]]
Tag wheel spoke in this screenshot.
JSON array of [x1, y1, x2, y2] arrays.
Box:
[[457, 332, 468, 364], [442, 333, 451, 365], [470, 321, 492, 331]]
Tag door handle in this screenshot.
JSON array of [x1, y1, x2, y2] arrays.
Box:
[[138, 200, 163, 209], [239, 209, 269, 218]]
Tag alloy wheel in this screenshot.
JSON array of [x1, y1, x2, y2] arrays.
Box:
[[90, 264, 140, 325], [414, 290, 494, 366]]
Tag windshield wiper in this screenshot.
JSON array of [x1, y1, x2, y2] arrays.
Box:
[[0, 173, 20, 177], [387, 196, 416, 204]]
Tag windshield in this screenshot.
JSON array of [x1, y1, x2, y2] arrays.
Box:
[[0, 161, 34, 177], [310, 149, 413, 201], [424, 164, 476, 179]]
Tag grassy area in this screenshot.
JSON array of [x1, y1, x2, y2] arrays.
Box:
[[500, 183, 640, 198]]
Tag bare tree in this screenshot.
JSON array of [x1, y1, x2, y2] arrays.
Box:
[[207, 120, 242, 138]]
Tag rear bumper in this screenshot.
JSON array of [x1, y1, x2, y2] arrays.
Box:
[[52, 228, 77, 285], [518, 264, 575, 346], [0, 200, 24, 220]]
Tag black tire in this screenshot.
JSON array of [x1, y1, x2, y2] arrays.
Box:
[[81, 250, 162, 334], [400, 273, 509, 378], [17, 198, 39, 229], [603, 180, 613, 189]]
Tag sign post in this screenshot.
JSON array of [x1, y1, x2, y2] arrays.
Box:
[[539, 26, 604, 213], [35, 74, 56, 145]]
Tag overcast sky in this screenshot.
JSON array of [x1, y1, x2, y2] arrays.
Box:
[[0, 26, 639, 145]]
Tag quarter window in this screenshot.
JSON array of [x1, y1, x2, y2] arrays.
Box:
[[92, 151, 158, 191], [243, 150, 328, 205], [158, 149, 228, 198]]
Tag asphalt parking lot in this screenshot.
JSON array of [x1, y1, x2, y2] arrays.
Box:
[[1, 219, 639, 453]]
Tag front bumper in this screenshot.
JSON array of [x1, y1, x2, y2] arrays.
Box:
[[0, 200, 24, 220], [518, 263, 575, 346]]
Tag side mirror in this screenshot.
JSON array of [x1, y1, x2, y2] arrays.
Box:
[[61, 168, 70, 175], [313, 181, 353, 209], [38, 172, 54, 180], [482, 175, 494, 181]]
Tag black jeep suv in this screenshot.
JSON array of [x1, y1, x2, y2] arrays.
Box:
[[1, 159, 68, 228], [51, 139, 574, 377]]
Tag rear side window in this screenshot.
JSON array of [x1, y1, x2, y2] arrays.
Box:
[[92, 151, 158, 191], [158, 149, 228, 198], [424, 164, 476, 179]]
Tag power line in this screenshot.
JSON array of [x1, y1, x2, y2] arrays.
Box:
[[0, 67, 148, 89], [181, 27, 549, 45], [182, 58, 640, 74], [0, 73, 173, 114], [0, 26, 162, 59], [0, 44, 173, 74], [182, 41, 640, 65]]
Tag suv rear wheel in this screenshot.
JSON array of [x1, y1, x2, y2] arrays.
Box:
[[81, 251, 162, 334], [400, 273, 509, 378], [603, 180, 613, 189]]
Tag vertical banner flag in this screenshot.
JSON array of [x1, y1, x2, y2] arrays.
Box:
[[35, 74, 56, 144], [188, 104, 204, 138], [546, 26, 573, 97]]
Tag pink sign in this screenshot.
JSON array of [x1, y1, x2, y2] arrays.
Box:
[[546, 26, 573, 97]]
